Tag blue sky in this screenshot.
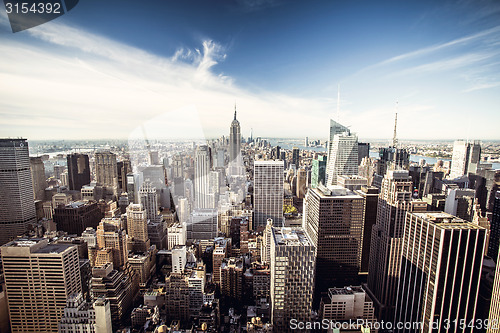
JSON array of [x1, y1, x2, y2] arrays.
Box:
[[1, 0, 500, 141]]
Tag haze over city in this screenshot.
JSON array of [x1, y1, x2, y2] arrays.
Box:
[[1, 0, 500, 140]]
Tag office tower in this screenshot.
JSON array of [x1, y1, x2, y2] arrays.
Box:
[[147, 220, 167, 249], [128, 249, 156, 286], [270, 227, 316, 332], [358, 142, 370, 165], [53, 201, 102, 235], [94, 151, 119, 188], [311, 155, 327, 188], [377, 147, 410, 177], [367, 170, 412, 320], [30, 156, 47, 201], [126, 172, 143, 204], [54, 165, 66, 180], [91, 263, 133, 327], [194, 145, 213, 209], [59, 293, 113, 333], [488, 247, 500, 333], [354, 186, 379, 275], [172, 245, 187, 273], [292, 147, 300, 167], [305, 137, 309, 147], [444, 188, 475, 221], [261, 219, 273, 264], [229, 109, 241, 163], [1, 239, 82, 333], [126, 204, 150, 252], [325, 120, 358, 186], [82, 227, 97, 247], [148, 151, 159, 165], [296, 167, 307, 199], [139, 182, 159, 222], [95, 221, 128, 270], [165, 272, 191, 323], [188, 208, 218, 241], [220, 257, 244, 302], [117, 159, 131, 194], [450, 140, 481, 179], [254, 160, 284, 229], [0, 139, 37, 245], [395, 212, 486, 332], [168, 222, 187, 249], [303, 185, 364, 302], [67, 153, 91, 191], [320, 286, 375, 324], [488, 191, 500, 261], [177, 197, 190, 223]]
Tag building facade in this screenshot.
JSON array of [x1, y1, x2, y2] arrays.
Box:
[[254, 160, 284, 229]]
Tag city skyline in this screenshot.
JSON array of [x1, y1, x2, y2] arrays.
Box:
[[1, 1, 500, 140]]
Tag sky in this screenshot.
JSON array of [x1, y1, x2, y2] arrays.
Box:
[[1, 0, 500, 141]]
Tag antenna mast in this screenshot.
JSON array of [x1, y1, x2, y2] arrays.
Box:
[[392, 101, 398, 148], [336, 84, 340, 122]]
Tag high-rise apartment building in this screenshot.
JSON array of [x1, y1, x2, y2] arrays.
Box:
[[0, 139, 37, 245], [325, 120, 358, 186], [270, 227, 316, 332], [367, 170, 413, 320], [395, 212, 486, 332], [303, 185, 364, 303], [126, 204, 150, 252], [220, 257, 244, 301], [194, 145, 213, 209], [254, 160, 284, 229], [229, 109, 241, 164], [94, 151, 119, 189], [449, 140, 481, 179], [30, 156, 47, 201], [1, 238, 82, 333], [67, 153, 91, 191]]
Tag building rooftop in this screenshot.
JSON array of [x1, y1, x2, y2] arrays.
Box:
[[273, 227, 311, 247], [313, 184, 362, 199], [413, 212, 484, 229]]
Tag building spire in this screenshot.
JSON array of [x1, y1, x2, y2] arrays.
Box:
[[393, 101, 398, 148], [234, 103, 237, 120]]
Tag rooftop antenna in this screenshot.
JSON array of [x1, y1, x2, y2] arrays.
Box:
[[336, 84, 340, 122], [234, 102, 237, 120], [392, 101, 398, 148]]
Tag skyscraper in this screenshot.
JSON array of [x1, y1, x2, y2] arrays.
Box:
[[311, 155, 327, 188], [488, 191, 500, 261], [395, 212, 486, 332], [94, 151, 119, 189], [449, 140, 481, 179], [1, 238, 82, 332], [30, 156, 47, 201], [270, 227, 316, 332], [354, 185, 379, 275], [194, 145, 213, 209], [139, 182, 159, 222], [488, 246, 500, 333], [0, 139, 37, 245], [67, 153, 91, 191], [367, 170, 412, 320], [292, 147, 300, 167], [253, 160, 284, 229], [229, 108, 241, 164], [126, 204, 150, 252], [303, 184, 364, 304], [325, 120, 358, 186]]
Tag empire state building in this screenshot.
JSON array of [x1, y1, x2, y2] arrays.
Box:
[[229, 107, 241, 163]]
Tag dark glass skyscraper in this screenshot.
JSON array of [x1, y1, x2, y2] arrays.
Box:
[[67, 153, 91, 191]]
